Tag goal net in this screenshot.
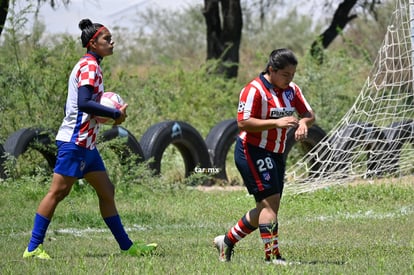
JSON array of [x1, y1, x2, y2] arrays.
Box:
[[285, 0, 414, 193]]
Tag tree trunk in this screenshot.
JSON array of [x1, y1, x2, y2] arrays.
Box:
[[203, 0, 242, 78], [0, 0, 9, 37], [310, 0, 358, 64]]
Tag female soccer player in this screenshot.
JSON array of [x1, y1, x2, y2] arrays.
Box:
[[214, 48, 315, 265], [23, 19, 156, 259]]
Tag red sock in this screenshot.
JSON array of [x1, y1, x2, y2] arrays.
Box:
[[225, 214, 257, 245], [259, 223, 280, 260]]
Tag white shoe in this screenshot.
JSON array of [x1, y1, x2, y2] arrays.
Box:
[[213, 235, 233, 262], [265, 255, 288, 266]]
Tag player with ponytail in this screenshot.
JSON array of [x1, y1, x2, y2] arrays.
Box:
[[23, 19, 156, 259], [214, 48, 315, 265]]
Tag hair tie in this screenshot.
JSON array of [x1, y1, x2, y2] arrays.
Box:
[[85, 26, 107, 48]]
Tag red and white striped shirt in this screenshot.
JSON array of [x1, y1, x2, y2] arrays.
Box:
[[237, 74, 312, 153], [56, 53, 104, 149]]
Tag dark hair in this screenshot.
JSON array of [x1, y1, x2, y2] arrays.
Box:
[[79, 19, 104, 48], [264, 48, 298, 73]]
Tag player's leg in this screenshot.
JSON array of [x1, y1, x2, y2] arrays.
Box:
[[214, 208, 259, 262], [23, 173, 77, 259], [85, 170, 157, 255], [256, 193, 286, 264], [37, 173, 77, 219], [213, 138, 260, 261], [85, 170, 132, 247], [24, 141, 83, 259], [256, 152, 286, 265], [84, 171, 117, 217], [84, 148, 157, 256], [224, 208, 259, 247]]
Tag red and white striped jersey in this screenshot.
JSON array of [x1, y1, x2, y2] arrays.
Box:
[[237, 74, 312, 153], [55, 53, 104, 149]]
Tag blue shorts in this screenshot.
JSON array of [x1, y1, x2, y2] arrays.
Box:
[[234, 137, 285, 202], [54, 141, 106, 179]]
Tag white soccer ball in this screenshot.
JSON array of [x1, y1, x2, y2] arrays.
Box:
[[96, 92, 125, 125]]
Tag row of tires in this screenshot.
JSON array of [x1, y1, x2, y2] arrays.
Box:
[[316, 120, 414, 177], [0, 119, 327, 181], [1, 119, 412, 181], [302, 120, 414, 178]]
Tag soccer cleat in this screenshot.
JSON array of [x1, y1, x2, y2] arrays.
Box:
[[23, 244, 51, 260], [122, 242, 158, 256], [213, 235, 234, 262], [265, 255, 288, 266]]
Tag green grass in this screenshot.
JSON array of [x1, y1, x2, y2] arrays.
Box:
[[0, 4, 412, 274], [0, 175, 413, 274]]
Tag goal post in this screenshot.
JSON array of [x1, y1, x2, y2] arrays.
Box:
[[285, 0, 414, 193], [411, 0, 414, 78]]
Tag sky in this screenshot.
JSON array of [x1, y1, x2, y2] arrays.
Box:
[[7, 0, 192, 35], [5, 0, 326, 36]]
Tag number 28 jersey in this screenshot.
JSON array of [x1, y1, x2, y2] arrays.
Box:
[[237, 74, 313, 153]]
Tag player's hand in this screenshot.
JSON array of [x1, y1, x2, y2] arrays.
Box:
[[276, 116, 299, 128], [114, 104, 128, 125], [295, 122, 308, 141]]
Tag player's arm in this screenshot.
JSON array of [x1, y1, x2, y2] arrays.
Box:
[[113, 104, 128, 125], [238, 117, 299, 132], [237, 85, 299, 132], [298, 110, 315, 128], [292, 84, 316, 140], [78, 85, 121, 119], [294, 110, 315, 141]]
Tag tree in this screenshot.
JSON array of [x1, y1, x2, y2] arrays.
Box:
[[310, 0, 383, 64], [0, 0, 70, 37], [0, 0, 10, 36], [203, 0, 243, 79], [201, 0, 382, 78]]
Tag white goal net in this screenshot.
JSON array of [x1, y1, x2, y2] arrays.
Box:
[[285, 0, 414, 193]]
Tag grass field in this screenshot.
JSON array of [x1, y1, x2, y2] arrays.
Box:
[[0, 175, 413, 274]]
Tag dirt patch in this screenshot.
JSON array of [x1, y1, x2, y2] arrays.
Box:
[[196, 185, 245, 192], [196, 175, 414, 193], [345, 175, 414, 187]]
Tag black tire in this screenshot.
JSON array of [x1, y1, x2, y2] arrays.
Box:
[[99, 126, 145, 164], [383, 120, 413, 142], [327, 123, 386, 176], [3, 128, 57, 171], [371, 120, 413, 176], [205, 120, 327, 181], [328, 123, 369, 174], [205, 119, 239, 180], [0, 144, 6, 179], [140, 121, 211, 177], [284, 124, 327, 176]]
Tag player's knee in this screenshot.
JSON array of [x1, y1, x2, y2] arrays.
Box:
[[49, 188, 71, 202], [107, 182, 115, 196]]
